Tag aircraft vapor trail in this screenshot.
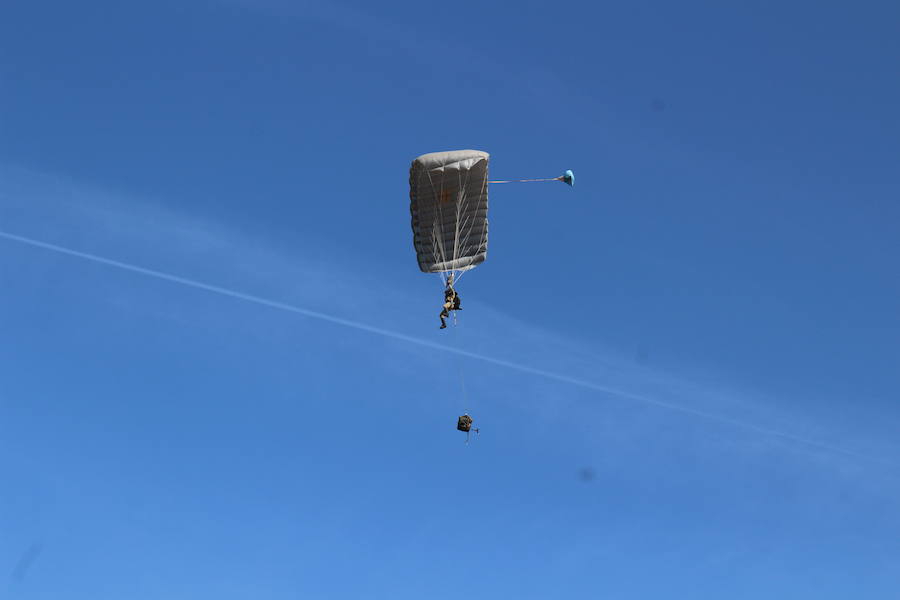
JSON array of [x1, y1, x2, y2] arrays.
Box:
[[0, 229, 879, 463]]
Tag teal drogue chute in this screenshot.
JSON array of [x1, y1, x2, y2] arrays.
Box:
[[408, 149, 573, 279]]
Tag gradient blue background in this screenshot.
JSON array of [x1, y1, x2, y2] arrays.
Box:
[[1, 1, 899, 598]]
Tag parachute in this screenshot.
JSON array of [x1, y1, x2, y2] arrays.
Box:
[[409, 150, 490, 277]]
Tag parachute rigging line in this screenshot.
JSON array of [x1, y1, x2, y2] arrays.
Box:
[[489, 170, 574, 186], [489, 177, 559, 183], [447, 316, 476, 443]]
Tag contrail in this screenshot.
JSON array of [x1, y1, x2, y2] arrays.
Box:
[[10, 543, 42, 584], [0, 229, 881, 463]]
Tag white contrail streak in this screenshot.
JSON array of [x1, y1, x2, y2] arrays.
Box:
[[0, 229, 880, 463]]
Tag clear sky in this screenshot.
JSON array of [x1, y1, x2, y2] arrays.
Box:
[[2, 1, 899, 598]]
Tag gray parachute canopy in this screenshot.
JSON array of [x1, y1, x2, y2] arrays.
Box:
[[409, 150, 489, 274]]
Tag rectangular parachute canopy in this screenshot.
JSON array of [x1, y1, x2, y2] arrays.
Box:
[[409, 150, 489, 273]]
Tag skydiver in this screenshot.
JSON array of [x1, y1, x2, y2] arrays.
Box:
[[439, 284, 461, 329]]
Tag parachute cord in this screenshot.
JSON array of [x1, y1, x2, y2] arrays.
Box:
[[451, 268, 466, 286], [488, 177, 563, 184], [449, 309, 471, 415], [437, 272, 471, 426], [454, 328, 469, 414]]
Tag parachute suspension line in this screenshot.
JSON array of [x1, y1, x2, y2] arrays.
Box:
[[449, 312, 471, 415], [488, 177, 563, 184]]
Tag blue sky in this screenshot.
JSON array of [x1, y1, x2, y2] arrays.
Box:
[[2, 1, 899, 598]]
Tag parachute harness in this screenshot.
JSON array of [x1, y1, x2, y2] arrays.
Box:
[[443, 279, 468, 405]]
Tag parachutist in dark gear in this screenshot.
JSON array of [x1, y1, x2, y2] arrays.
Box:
[[439, 284, 461, 329]]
